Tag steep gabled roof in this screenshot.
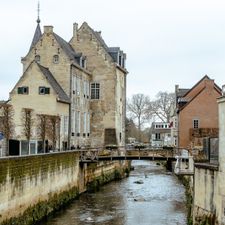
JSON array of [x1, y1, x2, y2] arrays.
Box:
[[53, 33, 81, 64], [177, 75, 222, 112], [80, 22, 126, 65], [182, 75, 210, 98], [29, 23, 42, 50], [94, 31, 109, 51], [37, 63, 70, 104], [178, 87, 205, 112]]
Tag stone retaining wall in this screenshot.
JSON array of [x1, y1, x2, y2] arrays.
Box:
[[0, 152, 129, 225]]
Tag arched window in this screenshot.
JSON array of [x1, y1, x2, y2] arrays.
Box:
[[53, 55, 59, 64]]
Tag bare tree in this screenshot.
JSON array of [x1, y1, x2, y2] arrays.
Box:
[[125, 118, 139, 142], [127, 94, 151, 141], [21, 108, 34, 153], [151, 92, 175, 122], [37, 114, 48, 153], [0, 103, 14, 155], [46, 115, 60, 150]]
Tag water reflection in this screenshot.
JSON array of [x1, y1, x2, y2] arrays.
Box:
[[42, 161, 187, 225]]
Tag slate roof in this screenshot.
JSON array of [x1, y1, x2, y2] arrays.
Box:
[[29, 23, 42, 50], [53, 33, 81, 64], [37, 64, 70, 104], [177, 75, 222, 112], [176, 88, 190, 98], [108, 47, 120, 52]]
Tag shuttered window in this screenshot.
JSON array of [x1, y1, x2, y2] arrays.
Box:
[[39, 87, 50, 95], [18, 86, 29, 94]]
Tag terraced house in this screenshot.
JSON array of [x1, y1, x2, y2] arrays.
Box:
[[3, 18, 127, 156]]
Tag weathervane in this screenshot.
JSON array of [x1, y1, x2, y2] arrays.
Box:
[[37, 1, 40, 24]]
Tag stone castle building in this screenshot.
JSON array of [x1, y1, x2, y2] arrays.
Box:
[[3, 18, 127, 155]]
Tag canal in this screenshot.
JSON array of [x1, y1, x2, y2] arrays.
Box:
[[42, 161, 187, 225]]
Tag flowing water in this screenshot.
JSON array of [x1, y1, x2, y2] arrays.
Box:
[[42, 161, 187, 225]]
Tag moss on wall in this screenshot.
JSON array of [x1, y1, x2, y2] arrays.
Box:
[[178, 176, 193, 225], [194, 207, 216, 225], [1, 186, 79, 225], [0, 154, 130, 225], [0, 152, 79, 188], [0, 152, 79, 224], [86, 162, 130, 192]]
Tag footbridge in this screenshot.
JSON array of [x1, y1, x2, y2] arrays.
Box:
[[79, 147, 176, 162], [78, 146, 194, 175]]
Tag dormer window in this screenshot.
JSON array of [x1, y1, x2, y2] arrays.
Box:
[[18, 86, 29, 95], [82, 58, 86, 68], [35, 55, 40, 63], [79, 57, 86, 68], [53, 55, 59, 64], [39, 87, 50, 95]]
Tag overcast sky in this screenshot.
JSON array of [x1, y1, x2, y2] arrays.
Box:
[[1, 0, 225, 100]]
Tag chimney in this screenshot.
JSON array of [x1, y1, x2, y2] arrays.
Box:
[[175, 85, 179, 93], [97, 31, 101, 37], [73, 23, 78, 38], [44, 26, 53, 34]]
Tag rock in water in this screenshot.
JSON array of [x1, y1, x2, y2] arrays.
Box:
[[134, 180, 144, 184], [86, 217, 94, 222]]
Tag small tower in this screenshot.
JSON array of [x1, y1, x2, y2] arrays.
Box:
[[29, 1, 42, 50]]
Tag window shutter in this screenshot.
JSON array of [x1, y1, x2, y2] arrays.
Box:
[[18, 87, 22, 94], [45, 88, 50, 94]]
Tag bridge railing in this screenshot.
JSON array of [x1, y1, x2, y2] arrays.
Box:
[[78, 146, 177, 162], [173, 148, 194, 175]]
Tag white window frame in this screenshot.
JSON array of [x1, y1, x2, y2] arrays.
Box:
[[64, 116, 69, 135], [193, 119, 199, 129], [87, 81, 90, 98], [72, 110, 75, 133], [83, 80, 86, 97], [75, 111, 80, 134], [77, 77, 81, 96], [91, 82, 100, 99], [83, 112, 86, 134], [87, 112, 90, 135], [73, 76, 77, 94]]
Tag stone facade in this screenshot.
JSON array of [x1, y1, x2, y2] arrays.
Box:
[[3, 20, 127, 155], [0, 152, 130, 224], [70, 22, 127, 147]]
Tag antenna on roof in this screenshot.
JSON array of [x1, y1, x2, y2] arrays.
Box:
[[37, 1, 40, 24]]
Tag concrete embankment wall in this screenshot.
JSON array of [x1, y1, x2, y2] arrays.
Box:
[[0, 152, 129, 225], [193, 165, 219, 225]]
